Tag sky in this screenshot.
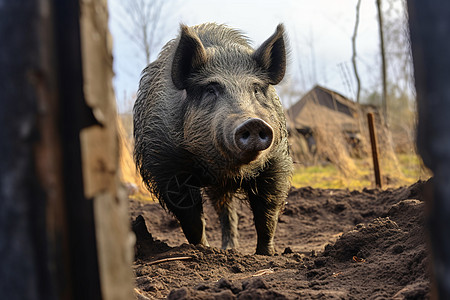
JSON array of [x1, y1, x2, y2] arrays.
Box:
[[108, 0, 395, 112]]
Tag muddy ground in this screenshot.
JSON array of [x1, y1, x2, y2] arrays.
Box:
[[129, 180, 432, 299]]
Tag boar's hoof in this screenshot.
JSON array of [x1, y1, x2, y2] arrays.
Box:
[[234, 118, 273, 163], [255, 246, 275, 256]]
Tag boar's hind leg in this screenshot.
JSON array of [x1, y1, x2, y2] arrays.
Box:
[[218, 198, 239, 250], [208, 192, 239, 250], [164, 186, 209, 247]]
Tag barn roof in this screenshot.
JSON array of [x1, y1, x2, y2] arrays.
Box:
[[286, 85, 360, 132]]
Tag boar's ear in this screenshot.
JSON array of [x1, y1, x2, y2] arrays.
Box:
[[252, 24, 286, 85], [171, 25, 207, 90]]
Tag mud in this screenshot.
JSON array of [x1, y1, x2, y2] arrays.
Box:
[[129, 180, 431, 299]]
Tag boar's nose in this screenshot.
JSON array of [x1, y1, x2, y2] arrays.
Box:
[[234, 118, 273, 161]]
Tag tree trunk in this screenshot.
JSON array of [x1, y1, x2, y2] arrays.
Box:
[[352, 0, 362, 103], [376, 0, 388, 122]]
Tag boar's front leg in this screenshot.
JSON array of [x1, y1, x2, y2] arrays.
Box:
[[172, 200, 209, 247], [163, 175, 209, 247], [248, 193, 280, 255], [247, 163, 290, 255]]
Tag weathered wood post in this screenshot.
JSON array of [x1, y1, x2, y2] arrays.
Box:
[[367, 113, 382, 188], [0, 0, 134, 299], [408, 1, 450, 298]]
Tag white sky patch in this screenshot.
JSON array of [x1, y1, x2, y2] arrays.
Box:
[[108, 0, 393, 112]]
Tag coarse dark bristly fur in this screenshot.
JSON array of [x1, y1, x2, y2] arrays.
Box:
[[133, 23, 293, 255]]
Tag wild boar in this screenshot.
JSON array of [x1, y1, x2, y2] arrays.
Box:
[[133, 23, 292, 255]]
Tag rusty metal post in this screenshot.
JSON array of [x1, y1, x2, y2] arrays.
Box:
[[367, 113, 382, 188]]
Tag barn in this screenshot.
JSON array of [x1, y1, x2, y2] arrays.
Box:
[[286, 85, 361, 136], [285, 85, 369, 164]]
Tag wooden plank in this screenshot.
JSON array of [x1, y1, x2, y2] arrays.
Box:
[[79, 0, 134, 299]]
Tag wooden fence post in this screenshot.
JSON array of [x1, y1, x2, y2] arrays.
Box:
[[408, 1, 450, 298], [367, 113, 382, 188], [0, 1, 134, 299]]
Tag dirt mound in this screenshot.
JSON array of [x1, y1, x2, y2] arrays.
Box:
[[130, 180, 431, 299]]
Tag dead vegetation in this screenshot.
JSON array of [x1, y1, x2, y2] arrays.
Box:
[[286, 87, 430, 189], [118, 114, 155, 201]]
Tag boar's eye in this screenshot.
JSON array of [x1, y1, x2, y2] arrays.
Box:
[[253, 84, 263, 96], [202, 83, 220, 99]]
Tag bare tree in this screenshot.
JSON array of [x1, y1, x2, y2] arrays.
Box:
[[383, 0, 414, 97], [117, 0, 167, 65], [376, 0, 388, 121], [363, 0, 413, 106], [352, 0, 362, 103]]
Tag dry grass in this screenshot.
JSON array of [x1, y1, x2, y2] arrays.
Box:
[[118, 116, 155, 202], [287, 100, 432, 190], [313, 126, 358, 177], [291, 154, 431, 190]]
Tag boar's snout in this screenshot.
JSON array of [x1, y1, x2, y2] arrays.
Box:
[[234, 118, 273, 163]]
